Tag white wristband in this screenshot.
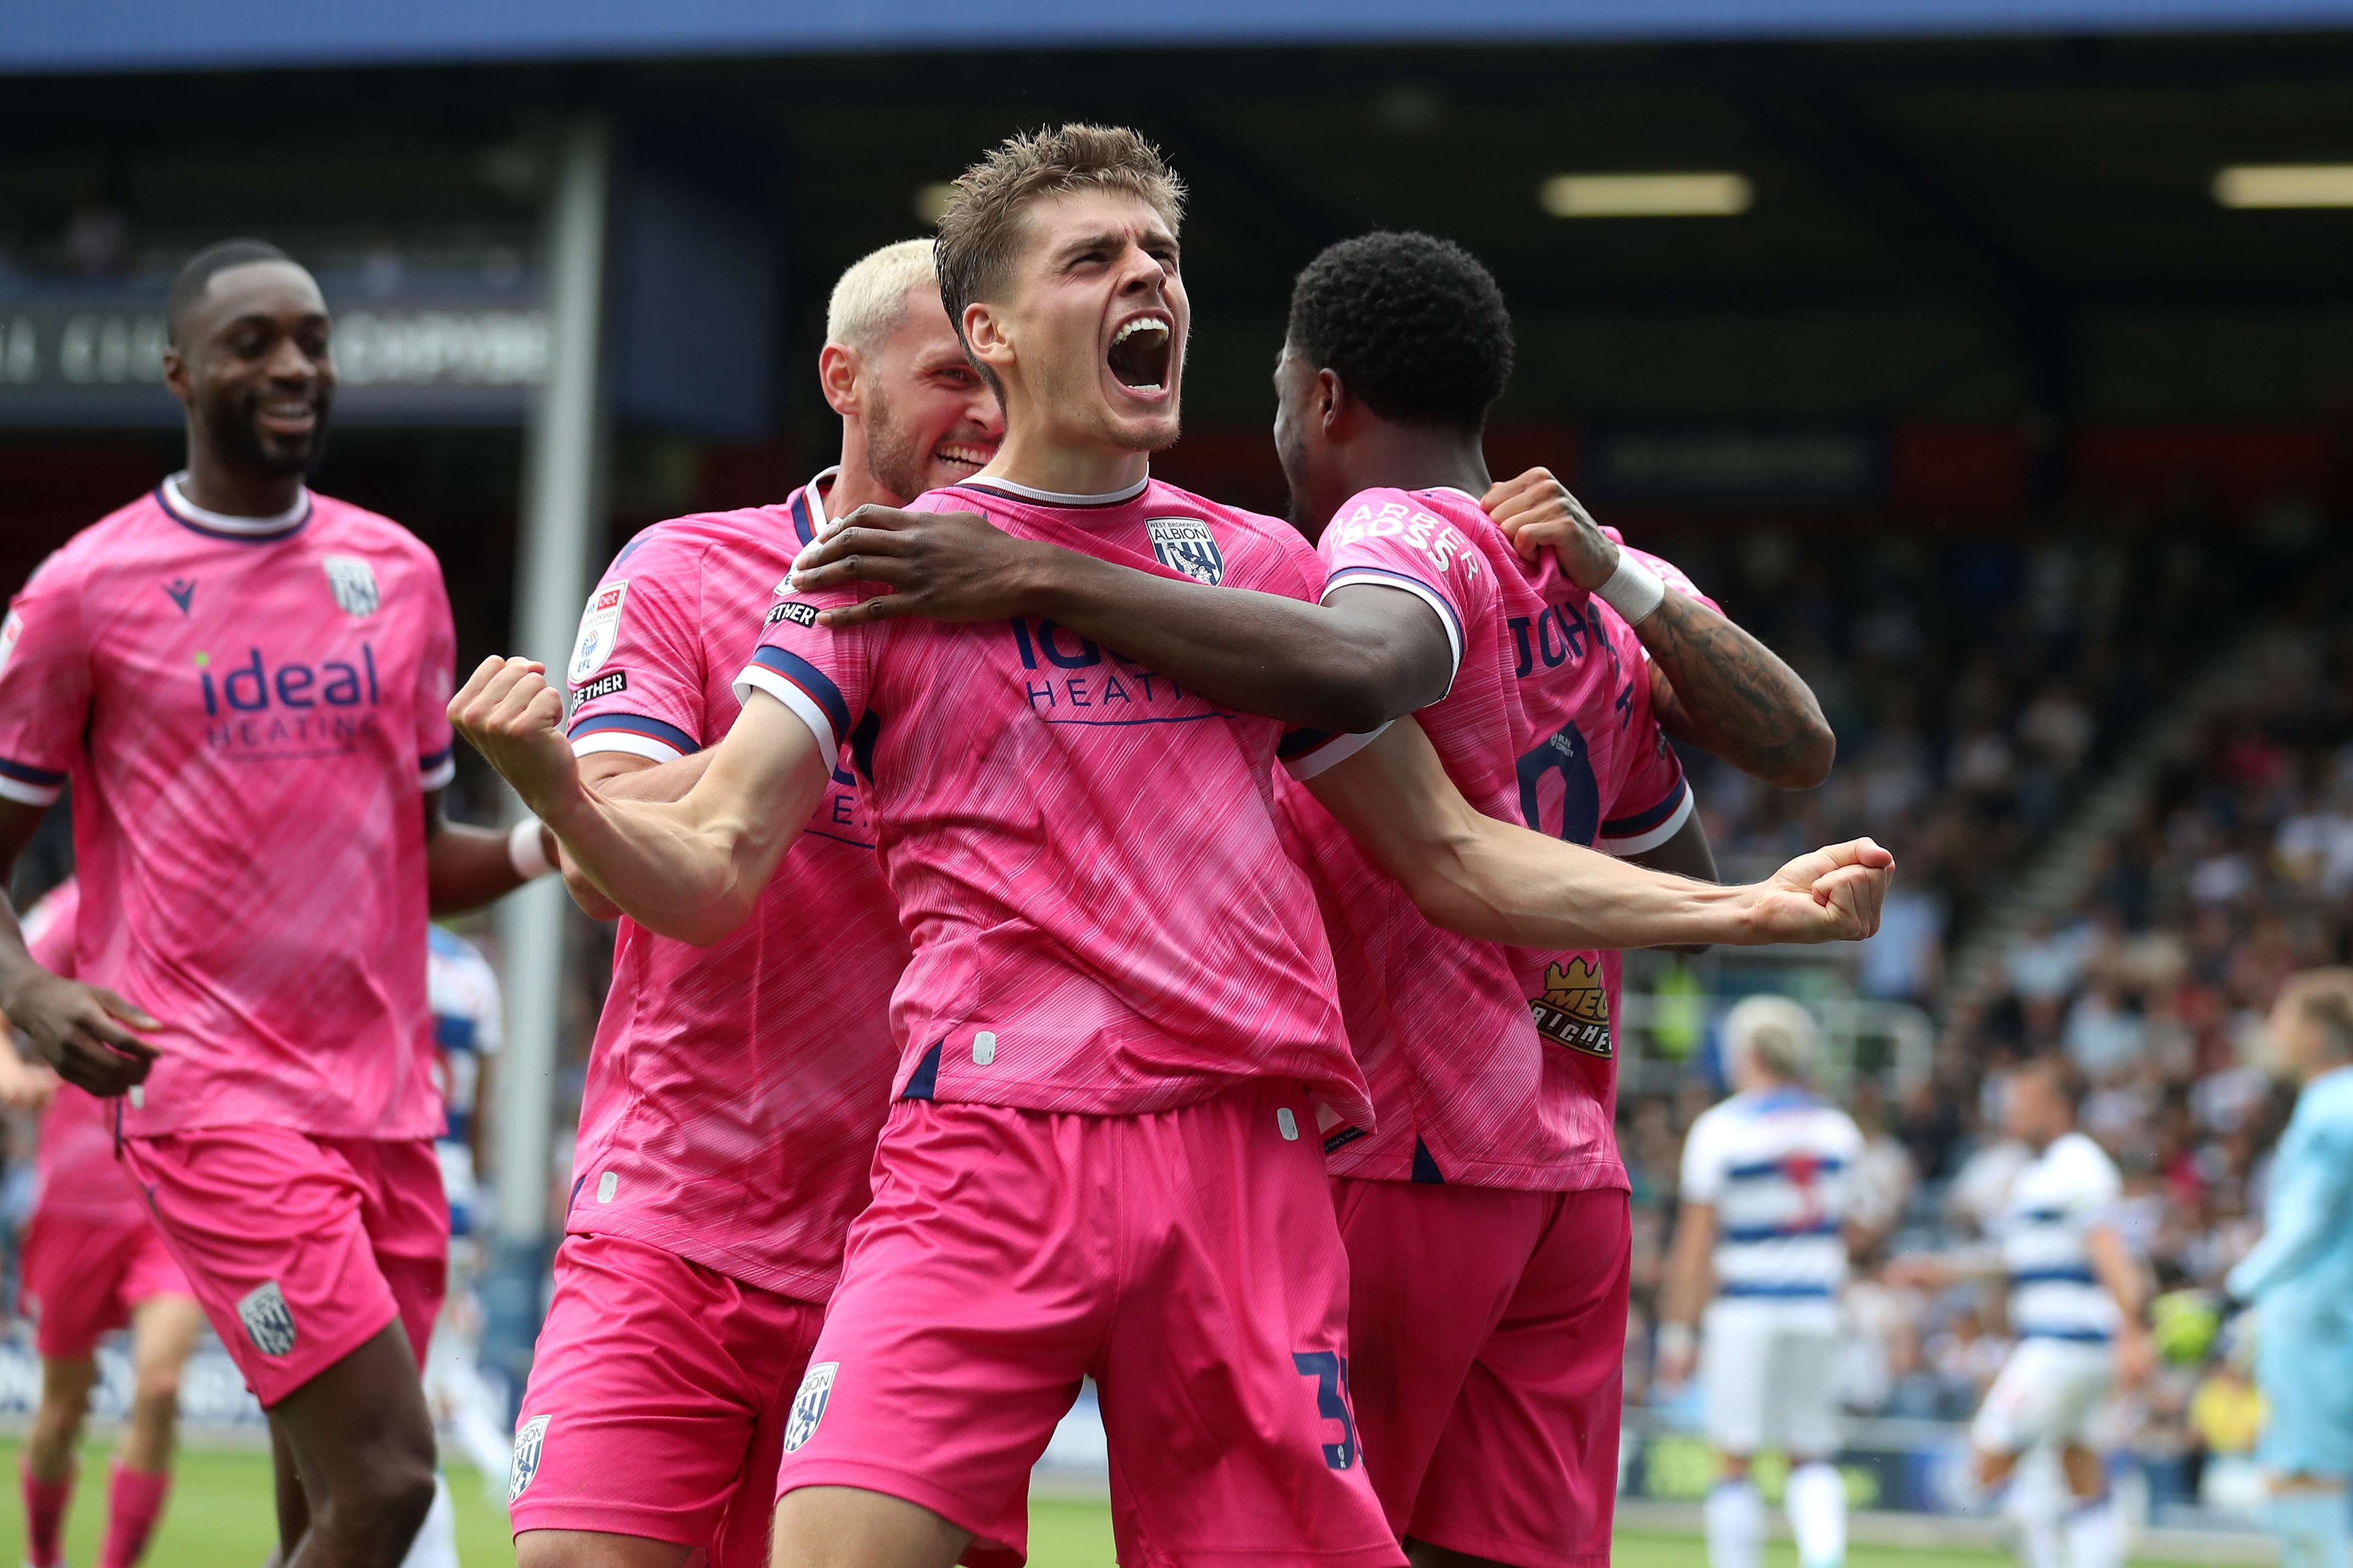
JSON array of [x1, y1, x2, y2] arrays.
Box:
[[1656, 1320, 1696, 1360], [1597, 551, 1667, 625], [507, 817, 555, 881]]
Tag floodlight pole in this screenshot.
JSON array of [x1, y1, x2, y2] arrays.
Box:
[[486, 113, 612, 1409]]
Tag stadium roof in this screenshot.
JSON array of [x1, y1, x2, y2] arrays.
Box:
[[12, 0, 2353, 74]]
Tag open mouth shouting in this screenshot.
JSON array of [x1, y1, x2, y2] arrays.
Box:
[[1105, 310, 1174, 400]]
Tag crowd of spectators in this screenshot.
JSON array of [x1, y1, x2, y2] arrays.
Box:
[[1611, 486, 2352, 1519]]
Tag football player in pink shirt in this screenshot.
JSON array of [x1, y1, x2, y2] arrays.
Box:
[[0, 240, 560, 1568], [790, 227, 1838, 1568], [2, 880, 203, 1568], [505, 238, 998, 1568], [451, 126, 1887, 1568]]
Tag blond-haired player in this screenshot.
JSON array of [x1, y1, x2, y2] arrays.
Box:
[[1662, 998, 1864, 1568], [500, 240, 997, 1568]]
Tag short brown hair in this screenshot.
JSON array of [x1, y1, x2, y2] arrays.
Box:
[[934, 124, 1187, 360], [2016, 1052, 2085, 1115], [2283, 968, 2353, 1061]]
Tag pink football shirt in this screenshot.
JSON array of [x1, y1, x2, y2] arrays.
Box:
[[563, 471, 909, 1300], [738, 475, 1372, 1125], [1283, 487, 1690, 1191], [18, 881, 145, 1224], [0, 477, 455, 1140]]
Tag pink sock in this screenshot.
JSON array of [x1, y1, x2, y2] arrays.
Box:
[[20, 1460, 74, 1568], [99, 1463, 171, 1568]]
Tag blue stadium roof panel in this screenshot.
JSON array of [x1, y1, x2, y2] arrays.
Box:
[[11, 0, 2353, 72]]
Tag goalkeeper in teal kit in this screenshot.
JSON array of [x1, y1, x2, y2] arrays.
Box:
[[2228, 969, 2353, 1568]]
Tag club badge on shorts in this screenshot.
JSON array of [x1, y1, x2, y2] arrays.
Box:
[[1147, 518, 1223, 586], [323, 554, 381, 619], [509, 1415, 549, 1503], [569, 582, 629, 685], [783, 1361, 839, 1454], [236, 1281, 298, 1357]]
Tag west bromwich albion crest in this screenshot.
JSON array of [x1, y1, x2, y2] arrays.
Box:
[[322, 554, 380, 619], [508, 1415, 549, 1503], [783, 1360, 839, 1453], [236, 1280, 298, 1357], [1147, 517, 1223, 586], [569, 581, 629, 686]]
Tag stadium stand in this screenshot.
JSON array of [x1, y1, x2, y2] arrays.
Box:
[[1618, 485, 2353, 1521]]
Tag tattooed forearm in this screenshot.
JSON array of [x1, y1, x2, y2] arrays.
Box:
[[1639, 593, 1836, 790]]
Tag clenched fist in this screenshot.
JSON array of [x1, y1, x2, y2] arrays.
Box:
[[448, 656, 583, 822], [1748, 839, 1893, 944]]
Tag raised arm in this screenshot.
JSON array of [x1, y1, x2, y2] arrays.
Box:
[[786, 506, 1450, 734], [448, 657, 828, 945], [556, 752, 721, 920], [1301, 719, 1888, 950], [1482, 469, 1835, 789]]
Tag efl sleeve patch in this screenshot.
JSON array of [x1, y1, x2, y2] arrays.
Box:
[[568, 581, 629, 686]]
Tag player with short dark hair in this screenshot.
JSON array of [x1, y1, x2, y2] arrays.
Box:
[[453, 125, 1888, 1568], [0, 239, 557, 1568], [1283, 229, 1516, 432], [1889, 1056, 2147, 1568]]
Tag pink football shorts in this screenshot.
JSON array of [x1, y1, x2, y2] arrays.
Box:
[[120, 1128, 447, 1407], [773, 1084, 1403, 1568], [1333, 1179, 1632, 1568], [509, 1231, 826, 1568], [20, 1209, 194, 1361]]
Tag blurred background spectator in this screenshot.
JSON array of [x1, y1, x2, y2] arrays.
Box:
[[1613, 492, 2351, 1520]]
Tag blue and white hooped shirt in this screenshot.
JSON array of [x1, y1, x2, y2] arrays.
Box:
[[1999, 1130, 2124, 1342], [1680, 1087, 1864, 1301]]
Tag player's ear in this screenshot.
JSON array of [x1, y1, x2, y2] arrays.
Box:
[[963, 301, 1015, 378], [1317, 368, 1353, 440], [818, 343, 861, 417], [161, 345, 192, 403]]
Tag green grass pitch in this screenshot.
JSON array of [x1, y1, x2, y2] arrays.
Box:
[[7, 1438, 2040, 1568]]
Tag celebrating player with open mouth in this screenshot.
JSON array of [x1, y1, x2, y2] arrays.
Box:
[[452, 125, 1889, 1568], [0, 240, 557, 1568], [503, 238, 998, 1568], [791, 226, 1841, 1568]]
